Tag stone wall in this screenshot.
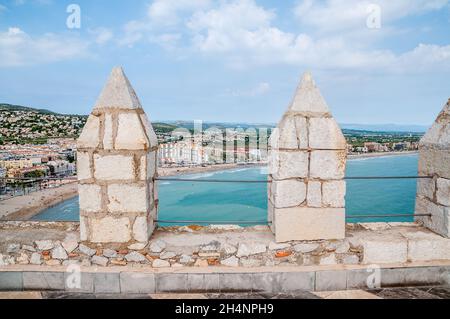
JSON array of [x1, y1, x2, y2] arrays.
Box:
[[77, 67, 158, 246], [416, 99, 450, 238], [268, 72, 347, 242]]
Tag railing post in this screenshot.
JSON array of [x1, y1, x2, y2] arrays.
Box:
[[268, 72, 347, 242], [77, 67, 158, 246], [416, 99, 450, 238]]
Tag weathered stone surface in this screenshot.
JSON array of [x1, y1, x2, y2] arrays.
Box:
[[115, 113, 150, 150], [128, 242, 147, 250], [51, 244, 68, 260], [160, 252, 176, 260], [416, 196, 450, 238], [179, 254, 194, 264], [271, 179, 306, 208], [77, 115, 100, 149], [320, 253, 337, 265], [417, 177, 435, 201], [274, 207, 345, 242], [309, 118, 346, 150], [293, 243, 319, 253], [103, 249, 118, 258], [240, 258, 262, 267], [271, 116, 308, 150], [62, 235, 79, 254], [79, 244, 96, 257], [269, 151, 309, 179], [16, 253, 29, 265], [103, 113, 114, 149], [236, 243, 267, 257], [107, 184, 147, 213], [132, 216, 151, 242], [361, 234, 408, 264], [194, 259, 209, 267], [268, 242, 291, 251], [322, 181, 346, 208], [6, 243, 20, 253], [78, 184, 102, 212], [0, 254, 14, 266], [35, 240, 54, 251], [401, 230, 450, 261], [289, 72, 330, 114], [91, 255, 108, 267], [94, 154, 134, 180], [149, 240, 166, 253], [90, 217, 131, 243], [30, 253, 42, 265], [335, 240, 350, 254], [306, 181, 322, 207], [436, 178, 450, 206], [22, 245, 36, 252], [310, 150, 346, 179], [79, 216, 88, 241], [342, 255, 360, 264], [94, 67, 142, 110], [152, 259, 170, 268], [221, 256, 239, 267], [222, 244, 237, 255], [125, 251, 146, 263], [418, 149, 450, 180], [77, 152, 91, 180]]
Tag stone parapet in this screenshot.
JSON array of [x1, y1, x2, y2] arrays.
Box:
[[77, 67, 158, 245], [416, 99, 450, 237], [268, 72, 347, 242]]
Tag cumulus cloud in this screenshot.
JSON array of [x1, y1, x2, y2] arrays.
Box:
[[0, 27, 89, 67], [89, 27, 114, 45]]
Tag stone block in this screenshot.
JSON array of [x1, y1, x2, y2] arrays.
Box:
[[0, 272, 23, 291], [132, 215, 152, 242], [90, 216, 131, 243], [140, 152, 157, 180], [115, 113, 150, 150], [415, 196, 450, 238], [436, 178, 450, 206], [252, 273, 281, 293], [78, 115, 100, 149], [219, 273, 253, 292], [310, 150, 346, 179], [187, 274, 220, 292], [306, 181, 322, 207], [279, 271, 315, 292], [77, 152, 91, 180], [272, 116, 308, 150], [107, 184, 148, 213], [309, 118, 346, 150], [271, 179, 306, 208], [269, 151, 309, 179], [322, 181, 346, 208], [64, 272, 94, 293], [103, 113, 114, 150], [417, 177, 435, 201], [23, 272, 64, 290], [361, 234, 408, 264], [93, 273, 120, 293], [156, 274, 188, 293], [401, 230, 450, 261], [315, 270, 347, 291], [140, 113, 158, 148], [94, 154, 134, 181], [346, 269, 374, 289], [273, 207, 345, 242], [79, 216, 88, 241], [120, 272, 155, 293], [78, 184, 102, 213], [418, 149, 450, 179]]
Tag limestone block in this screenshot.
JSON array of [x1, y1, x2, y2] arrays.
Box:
[[78, 115, 100, 149], [78, 184, 102, 212], [107, 184, 148, 213], [309, 118, 346, 150], [401, 230, 450, 261], [289, 72, 330, 115], [415, 196, 450, 238], [436, 178, 450, 206], [306, 181, 321, 207], [140, 152, 157, 180], [420, 101, 450, 149], [322, 181, 346, 208], [80, 216, 88, 241], [115, 113, 150, 150], [417, 177, 435, 201], [77, 152, 91, 180], [418, 149, 450, 179], [133, 215, 153, 242], [103, 113, 114, 149], [273, 207, 345, 242], [90, 216, 131, 243], [94, 154, 134, 180], [273, 116, 308, 150], [269, 151, 309, 180], [271, 179, 306, 208], [140, 113, 158, 148], [361, 234, 407, 264], [310, 150, 346, 179]]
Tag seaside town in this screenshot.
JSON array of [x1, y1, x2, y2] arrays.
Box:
[[0, 104, 421, 199]]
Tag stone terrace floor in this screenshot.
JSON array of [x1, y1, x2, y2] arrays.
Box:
[[1, 286, 450, 299]]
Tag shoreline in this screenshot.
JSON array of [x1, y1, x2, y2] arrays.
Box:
[[0, 151, 417, 221]]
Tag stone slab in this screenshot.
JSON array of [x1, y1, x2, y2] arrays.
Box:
[[120, 272, 155, 294]]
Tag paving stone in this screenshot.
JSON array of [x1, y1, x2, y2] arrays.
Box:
[[23, 272, 64, 290], [120, 272, 155, 294]]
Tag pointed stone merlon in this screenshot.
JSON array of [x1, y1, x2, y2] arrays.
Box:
[[415, 99, 450, 238], [77, 67, 158, 246], [268, 72, 347, 242]]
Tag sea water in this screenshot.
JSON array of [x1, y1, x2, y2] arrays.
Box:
[[32, 154, 419, 224]]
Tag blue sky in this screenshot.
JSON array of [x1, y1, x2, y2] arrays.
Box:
[[0, 0, 449, 126]]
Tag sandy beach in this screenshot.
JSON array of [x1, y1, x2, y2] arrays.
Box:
[[0, 151, 417, 221]]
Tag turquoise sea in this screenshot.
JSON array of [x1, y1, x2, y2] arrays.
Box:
[[32, 154, 419, 224]]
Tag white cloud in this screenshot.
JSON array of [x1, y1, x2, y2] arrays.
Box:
[[0, 27, 90, 67], [148, 0, 211, 27], [89, 27, 113, 45]]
